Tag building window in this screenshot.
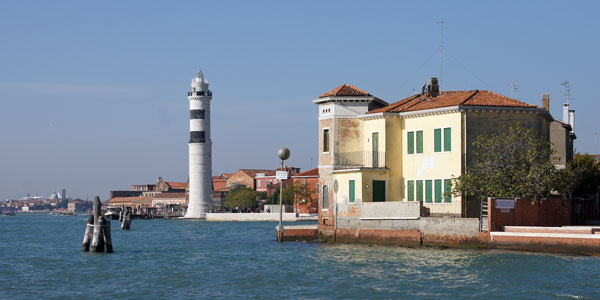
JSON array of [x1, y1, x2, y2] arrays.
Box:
[[189, 131, 206, 143], [416, 180, 423, 202], [257, 181, 261, 187], [416, 130, 423, 154], [444, 128, 451, 151], [434, 128, 442, 152], [434, 127, 452, 152], [407, 131, 414, 154], [444, 179, 452, 203], [425, 180, 433, 203], [435, 179, 442, 203], [322, 185, 329, 209], [407, 130, 423, 154], [190, 109, 205, 119], [323, 129, 330, 153], [407, 180, 414, 201], [349, 180, 355, 203]]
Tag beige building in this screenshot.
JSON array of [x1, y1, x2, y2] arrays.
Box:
[[315, 78, 553, 231]]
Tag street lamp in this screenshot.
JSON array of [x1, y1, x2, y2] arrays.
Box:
[[277, 147, 290, 242]]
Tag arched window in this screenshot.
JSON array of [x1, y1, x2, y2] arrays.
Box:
[[322, 185, 329, 209]]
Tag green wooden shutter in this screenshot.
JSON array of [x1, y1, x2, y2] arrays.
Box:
[[425, 180, 432, 203], [434, 128, 442, 152], [444, 179, 452, 203], [435, 179, 442, 203], [416, 130, 423, 154], [416, 180, 423, 202], [444, 127, 451, 151], [407, 131, 414, 154], [407, 180, 414, 201], [349, 180, 355, 203]]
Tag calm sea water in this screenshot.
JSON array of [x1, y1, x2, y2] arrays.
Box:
[[1, 214, 599, 299]]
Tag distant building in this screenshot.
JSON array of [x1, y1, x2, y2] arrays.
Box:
[[67, 200, 85, 214], [227, 169, 276, 190], [542, 93, 576, 168], [212, 176, 229, 212], [292, 168, 319, 215]]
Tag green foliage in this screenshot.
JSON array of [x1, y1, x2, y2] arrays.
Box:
[[266, 190, 279, 205], [281, 185, 294, 205], [266, 185, 294, 205], [452, 123, 557, 201], [555, 154, 600, 198], [223, 187, 260, 210], [291, 182, 313, 205]]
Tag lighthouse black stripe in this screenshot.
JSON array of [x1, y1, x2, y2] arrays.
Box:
[[189, 131, 206, 143], [190, 109, 205, 119]]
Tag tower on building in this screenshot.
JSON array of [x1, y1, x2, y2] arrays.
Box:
[[185, 69, 213, 218]]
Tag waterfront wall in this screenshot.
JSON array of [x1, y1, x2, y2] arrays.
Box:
[[326, 216, 485, 247], [206, 213, 305, 221], [487, 198, 573, 232]]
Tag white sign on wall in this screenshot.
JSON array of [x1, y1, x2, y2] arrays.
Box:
[[495, 198, 515, 210], [276, 171, 288, 180]]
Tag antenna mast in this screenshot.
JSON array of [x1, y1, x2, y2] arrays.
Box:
[[507, 83, 518, 99], [436, 20, 445, 90], [561, 80, 571, 105]]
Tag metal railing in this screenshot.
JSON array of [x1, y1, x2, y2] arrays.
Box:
[[334, 151, 386, 169]]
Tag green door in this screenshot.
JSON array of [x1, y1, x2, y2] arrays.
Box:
[[372, 180, 386, 202], [372, 132, 379, 167]]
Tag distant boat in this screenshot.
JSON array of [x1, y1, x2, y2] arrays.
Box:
[[4, 211, 16, 216], [104, 210, 120, 220]]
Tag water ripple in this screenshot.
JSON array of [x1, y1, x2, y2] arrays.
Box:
[[1, 214, 599, 299]]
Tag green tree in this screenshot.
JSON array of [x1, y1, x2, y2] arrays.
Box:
[[281, 184, 295, 205], [555, 154, 600, 198], [452, 123, 558, 201], [224, 188, 260, 211]]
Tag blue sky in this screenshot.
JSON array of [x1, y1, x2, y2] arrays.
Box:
[[1, 1, 598, 200]]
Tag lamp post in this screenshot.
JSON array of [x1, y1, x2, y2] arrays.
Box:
[[277, 147, 290, 242]]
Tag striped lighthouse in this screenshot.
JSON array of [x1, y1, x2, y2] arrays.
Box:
[[185, 69, 212, 219]]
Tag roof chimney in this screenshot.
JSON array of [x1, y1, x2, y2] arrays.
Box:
[[569, 110, 575, 133], [424, 77, 439, 98], [562, 103, 570, 124], [541, 93, 550, 111]]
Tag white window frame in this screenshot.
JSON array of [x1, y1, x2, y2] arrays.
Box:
[[406, 129, 425, 155], [433, 126, 452, 153]]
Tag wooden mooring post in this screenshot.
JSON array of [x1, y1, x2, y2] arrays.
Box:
[[82, 196, 113, 253], [121, 210, 131, 230]]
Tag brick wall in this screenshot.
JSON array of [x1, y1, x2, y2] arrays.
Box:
[[488, 198, 573, 232]]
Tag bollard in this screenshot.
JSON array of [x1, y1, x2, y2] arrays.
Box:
[[90, 221, 105, 253], [90, 196, 105, 253], [82, 216, 93, 252], [102, 217, 113, 253]]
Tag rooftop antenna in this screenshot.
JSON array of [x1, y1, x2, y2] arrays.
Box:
[[561, 80, 572, 105], [507, 83, 518, 99], [436, 20, 446, 90], [595, 132, 599, 154]]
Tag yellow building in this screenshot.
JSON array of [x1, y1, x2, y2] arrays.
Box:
[[315, 78, 552, 229]]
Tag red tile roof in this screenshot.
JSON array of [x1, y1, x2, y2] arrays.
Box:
[[239, 169, 277, 178], [212, 178, 229, 192], [319, 83, 372, 98], [166, 182, 187, 190], [293, 168, 319, 177], [368, 90, 538, 114]]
